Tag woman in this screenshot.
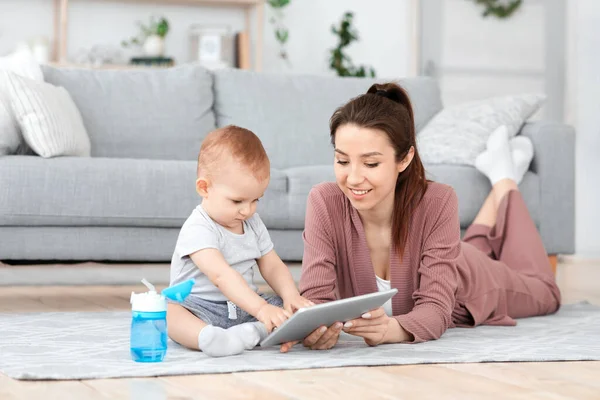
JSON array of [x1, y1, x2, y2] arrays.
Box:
[[280, 83, 560, 352]]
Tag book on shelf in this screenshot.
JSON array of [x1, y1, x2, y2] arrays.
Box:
[[235, 31, 251, 69]]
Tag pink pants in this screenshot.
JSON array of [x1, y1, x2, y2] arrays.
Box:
[[461, 190, 561, 326]]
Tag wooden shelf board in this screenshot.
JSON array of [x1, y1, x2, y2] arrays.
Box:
[[92, 0, 260, 7], [53, 0, 262, 70]]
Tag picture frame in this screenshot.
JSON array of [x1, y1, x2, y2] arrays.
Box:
[[189, 24, 235, 69]]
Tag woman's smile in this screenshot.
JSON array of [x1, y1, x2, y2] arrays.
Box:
[[349, 188, 372, 199]]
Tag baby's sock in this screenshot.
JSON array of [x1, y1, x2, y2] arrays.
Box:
[[228, 322, 268, 350], [197, 325, 245, 357], [475, 126, 517, 185], [509, 136, 534, 184]]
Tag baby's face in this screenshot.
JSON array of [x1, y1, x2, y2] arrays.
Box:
[[203, 164, 269, 231]]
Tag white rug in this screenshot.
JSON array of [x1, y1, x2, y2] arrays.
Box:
[[1, 302, 599, 381]]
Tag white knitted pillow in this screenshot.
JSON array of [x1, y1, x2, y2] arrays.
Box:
[[0, 91, 19, 155], [0, 50, 43, 155], [417, 94, 545, 166], [3, 71, 91, 158]]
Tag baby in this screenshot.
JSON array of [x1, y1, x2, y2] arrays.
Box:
[[167, 125, 313, 357]]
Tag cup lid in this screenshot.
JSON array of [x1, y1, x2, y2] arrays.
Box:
[[130, 291, 166, 312]]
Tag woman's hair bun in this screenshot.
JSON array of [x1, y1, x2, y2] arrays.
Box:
[[367, 83, 407, 106], [366, 82, 414, 125]]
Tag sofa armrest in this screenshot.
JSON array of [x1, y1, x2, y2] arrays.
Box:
[[520, 121, 575, 254]]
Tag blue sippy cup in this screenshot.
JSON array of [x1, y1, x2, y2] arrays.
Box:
[[130, 278, 194, 363]]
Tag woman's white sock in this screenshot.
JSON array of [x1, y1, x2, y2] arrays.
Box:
[[197, 325, 245, 357], [475, 126, 517, 185], [509, 136, 534, 184]]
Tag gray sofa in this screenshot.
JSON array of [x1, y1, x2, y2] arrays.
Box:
[[0, 64, 575, 261]]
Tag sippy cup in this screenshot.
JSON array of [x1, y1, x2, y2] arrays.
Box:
[[130, 278, 194, 363]]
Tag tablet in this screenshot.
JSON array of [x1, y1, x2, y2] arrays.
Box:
[[260, 289, 398, 347]]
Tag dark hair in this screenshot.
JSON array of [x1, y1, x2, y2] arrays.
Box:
[[329, 83, 428, 260]]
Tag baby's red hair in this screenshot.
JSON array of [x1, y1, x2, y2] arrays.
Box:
[[197, 125, 270, 181]]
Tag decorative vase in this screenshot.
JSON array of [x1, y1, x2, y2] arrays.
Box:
[[143, 35, 165, 57]]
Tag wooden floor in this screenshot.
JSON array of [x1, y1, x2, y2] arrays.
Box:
[[1, 261, 599, 400]]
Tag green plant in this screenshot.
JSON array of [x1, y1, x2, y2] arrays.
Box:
[[471, 0, 522, 19], [267, 0, 291, 63], [121, 16, 169, 48], [329, 12, 375, 78]]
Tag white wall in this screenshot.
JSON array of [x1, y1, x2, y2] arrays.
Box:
[[263, 0, 412, 78], [569, 0, 600, 257], [0, 1, 54, 55], [437, 0, 545, 107], [0, 0, 413, 78]]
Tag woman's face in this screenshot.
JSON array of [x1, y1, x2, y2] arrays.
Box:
[[333, 124, 413, 214]]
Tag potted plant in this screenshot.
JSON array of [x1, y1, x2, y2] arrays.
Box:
[[267, 0, 291, 66], [329, 12, 375, 77], [122, 16, 170, 57], [471, 0, 522, 19]]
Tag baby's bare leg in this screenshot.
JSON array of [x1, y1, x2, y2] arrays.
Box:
[[167, 303, 207, 350]]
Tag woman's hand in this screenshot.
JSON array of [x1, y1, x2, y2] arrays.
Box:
[[279, 322, 343, 353], [342, 307, 402, 346]]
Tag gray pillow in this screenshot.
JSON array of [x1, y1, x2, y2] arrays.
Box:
[[417, 94, 545, 166]]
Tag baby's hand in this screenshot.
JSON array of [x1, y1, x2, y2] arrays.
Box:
[[256, 304, 291, 332], [284, 294, 315, 315]]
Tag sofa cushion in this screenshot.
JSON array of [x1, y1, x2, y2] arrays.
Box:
[[41, 64, 215, 161], [212, 69, 442, 169], [259, 164, 540, 230], [0, 156, 289, 229], [259, 165, 336, 230], [424, 164, 540, 228], [262, 164, 540, 230], [0, 156, 197, 227], [0, 157, 539, 231]]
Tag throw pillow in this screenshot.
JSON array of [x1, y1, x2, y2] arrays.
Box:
[[3, 71, 91, 158], [0, 49, 44, 155], [0, 49, 44, 81], [417, 94, 545, 166], [0, 91, 19, 155]]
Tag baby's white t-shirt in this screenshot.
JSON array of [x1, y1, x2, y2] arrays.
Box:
[[170, 204, 274, 301]]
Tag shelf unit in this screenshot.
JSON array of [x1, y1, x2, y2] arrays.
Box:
[[52, 0, 263, 70]]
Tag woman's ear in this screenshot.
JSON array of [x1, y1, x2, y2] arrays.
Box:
[[397, 146, 415, 173], [196, 177, 210, 197]]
